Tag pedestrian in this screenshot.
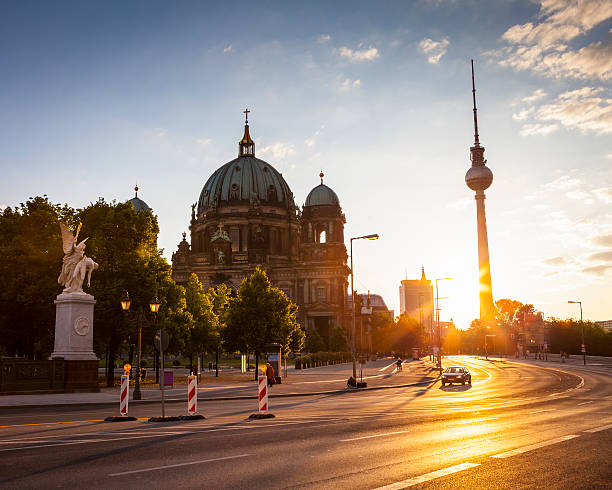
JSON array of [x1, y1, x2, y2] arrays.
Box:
[[266, 362, 275, 387]]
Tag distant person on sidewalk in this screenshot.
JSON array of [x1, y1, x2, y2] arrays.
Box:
[[266, 362, 276, 386]]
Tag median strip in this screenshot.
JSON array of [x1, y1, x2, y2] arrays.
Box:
[[372, 462, 480, 489]]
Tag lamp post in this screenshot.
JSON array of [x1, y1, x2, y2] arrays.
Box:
[[120, 291, 160, 401], [568, 300, 585, 365], [149, 296, 162, 415], [350, 233, 379, 380], [485, 333, 496, 360], [435, 277, 452, 375]]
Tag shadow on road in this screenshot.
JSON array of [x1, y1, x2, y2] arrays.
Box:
[[439, 385, 472, 392]]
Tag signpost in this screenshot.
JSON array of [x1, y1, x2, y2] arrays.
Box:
[[154, 329, 169, 418]]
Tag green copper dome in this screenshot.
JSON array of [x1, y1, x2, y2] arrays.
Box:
[[304, 172, 340, 206], [129, 186, 150, 212], [197, 124, 294, 214]]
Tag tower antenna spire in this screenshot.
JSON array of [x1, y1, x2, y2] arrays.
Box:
[[471, 59, 480, 147]]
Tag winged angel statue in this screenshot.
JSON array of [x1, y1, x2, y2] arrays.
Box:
[[58, 223, 98, 294]]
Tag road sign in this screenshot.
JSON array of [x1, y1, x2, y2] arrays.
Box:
[[581, 344, 586, 353], [123, 363, 131, 373], [154, 330, 169, 351]]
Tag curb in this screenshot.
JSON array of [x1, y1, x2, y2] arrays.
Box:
[[0, 377, 439, 410]]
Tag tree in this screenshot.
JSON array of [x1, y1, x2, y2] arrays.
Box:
[[0, 196, 76, 358], [184, 273, 216, 371], [329, 325, 349, 352], [223, 268, 303, 379], [79, 198, 187, 386], [306, 327, 325, 353]]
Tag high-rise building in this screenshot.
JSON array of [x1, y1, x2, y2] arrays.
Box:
[[399, 267, 434, 334], [465, 60, 495, 324]]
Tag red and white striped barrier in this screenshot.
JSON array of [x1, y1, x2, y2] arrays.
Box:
[[187, 375, 197, 415], [258, 375, 268, 413], [120, 374, 129, 416]]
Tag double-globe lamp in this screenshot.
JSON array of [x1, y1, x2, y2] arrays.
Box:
[[120, 291, 160, 400]]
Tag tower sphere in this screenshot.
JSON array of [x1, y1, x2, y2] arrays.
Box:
[[465, 164, 493, 191]]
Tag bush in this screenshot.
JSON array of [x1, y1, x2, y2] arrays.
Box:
[[140, 360, 147, 368], [172, 360, 181, 367]]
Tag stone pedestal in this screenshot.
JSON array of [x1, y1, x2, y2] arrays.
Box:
[[51, 292, 98, 361]]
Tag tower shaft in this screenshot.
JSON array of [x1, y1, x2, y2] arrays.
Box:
[[475, 190, 494, 323]]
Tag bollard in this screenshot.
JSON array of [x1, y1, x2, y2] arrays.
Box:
[[249, 375, 275, 419], [179, 375, 205, 420], [120, 374, 129, 415], [104, 374, 137, 422]]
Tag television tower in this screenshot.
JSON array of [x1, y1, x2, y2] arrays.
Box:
[[465, 60, 495, 324]]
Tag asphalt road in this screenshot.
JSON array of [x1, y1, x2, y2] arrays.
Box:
[[1, 356, 610, 489]]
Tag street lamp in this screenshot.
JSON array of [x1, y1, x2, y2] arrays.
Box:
[[120, 291, 160, 401], [435, 277, 452, 375], [568, 300, 585, 365], [350, 233, 379, 380]]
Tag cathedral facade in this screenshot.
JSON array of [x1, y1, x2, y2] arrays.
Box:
[[172, 116, 350, 342]]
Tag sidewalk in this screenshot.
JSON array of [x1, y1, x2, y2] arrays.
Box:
[[0, 358, 439, 409]]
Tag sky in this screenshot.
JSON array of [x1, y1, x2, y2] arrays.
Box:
[[1, 0, 611, 329]]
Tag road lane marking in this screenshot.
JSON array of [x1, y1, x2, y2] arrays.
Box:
[[491, 435, 579, 459], [108, 453, 251, 476], [0, 419, 103, 428], [340, 430, 410, 442], [529, 409, 556, 414], [584, 423, 612, 433], [379, 361, 398, 372], [455, 417, 498, 425], [372, 462, 480, 489], [577, 401, 593, 406]]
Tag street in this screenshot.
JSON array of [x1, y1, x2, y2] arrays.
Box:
[[1, 356, 611, 489]]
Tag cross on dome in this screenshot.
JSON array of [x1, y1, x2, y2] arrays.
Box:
[[243, 108, 250, 124]]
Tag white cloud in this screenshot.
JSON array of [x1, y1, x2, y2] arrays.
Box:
[[519, 122, 559, 135], [535, 87, 612, 134], [513, 107, 535, 120], [541, 256, 571, 266], [544, 175, 582, 191], [490, 0, 612, 81], [339, 78, 361, 91], [317, 34, 331, 44], [196, 138, 212, 146], [523, 89, 547, 102], [258, 142, 296, 160], [589, 250, 612, 261], [566, 189, 592, 200], [304, 126, 324, 147], [223, 44, 232, 53], [0, 204, 6, 212], [156, 129, 167, 137], [339, 46, 379, 61], [591, 233, 612, 247], [581, 264, 612, 276], [593, 187, 612, 203], [418, 37, 449, 64]]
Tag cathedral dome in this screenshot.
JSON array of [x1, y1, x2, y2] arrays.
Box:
[[128, 186, 150, 212], [197, 123, 294, 214], [304, 172, 340, 207]]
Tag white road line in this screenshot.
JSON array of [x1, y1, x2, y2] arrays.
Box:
[[491, 435, 579, 459], [584, 423, 612, 433], [529, 409, 556, 414], [456, 418, 498, 425], [577, 401, 594, 406], [109, 453, 251, 477], [379, 361, 398, 372], [372, 462, 480, 489], [340, 430, 410, 442]]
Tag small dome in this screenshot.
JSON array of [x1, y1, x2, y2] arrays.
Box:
[[305, 173, 339, 207], [129, 186, 150, 212]]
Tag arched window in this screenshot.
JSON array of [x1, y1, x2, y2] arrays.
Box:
[[319, 230, 326, 243]]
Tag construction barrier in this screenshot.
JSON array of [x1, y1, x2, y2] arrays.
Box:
[[187, 375, 197, 415], [258, 375, 268, 412], [120, 374, 129, 416]]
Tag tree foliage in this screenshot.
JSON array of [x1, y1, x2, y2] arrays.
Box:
[[223, 267, 303, 358]]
